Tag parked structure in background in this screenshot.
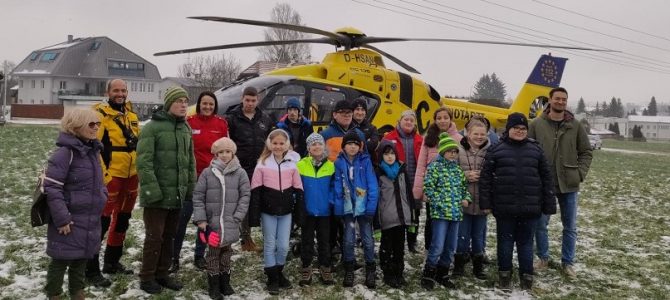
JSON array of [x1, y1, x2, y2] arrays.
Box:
[[11, 35, 161, 119], [576, 113, 670, 141]]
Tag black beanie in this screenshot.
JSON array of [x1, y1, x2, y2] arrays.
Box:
[[352, 98, 367, 111], [341, 130, 363, 148], [505, 112, 529, 132]]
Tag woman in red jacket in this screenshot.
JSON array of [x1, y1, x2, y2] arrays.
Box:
[[171, 91, 229, 272]]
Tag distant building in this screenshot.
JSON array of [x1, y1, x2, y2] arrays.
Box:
[[11, 35, 161, 118], [627, 115, 670, 140], [160, 77, 209, 106]]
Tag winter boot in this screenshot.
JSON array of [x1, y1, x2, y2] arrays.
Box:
[[156, 276, 183, 291], [168, 259, 180, 274], [241, 236, 258, 252], [264, 267, 279, 295], [319, 266, 335, 285], [452, 253, 468, 277], [342, 261, 355, 287], [498, 271, 512, 292], [85, 254, 111, 288], [364, 262, 376, 289], [421, 265, 437, 290], [102, 245, 133, 275], [276, 265, 292, 289], [194, 256, 207, 270], [520, 273, 533, 290], [70, 290, 85, 300], [139, 280, 163, 294], [207, 273, 223, 300], [220, 272, 235, 296], [395, 261, 407, 287], [299, 267, 312, 286], [382, 265, 398, 288], [435, 264, 455, 289], [472, 253, 487, 280]]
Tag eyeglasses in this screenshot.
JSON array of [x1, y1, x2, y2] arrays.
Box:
[[174, 99, 189, 104], [337, 110, 353, 115], [511, 126, 528, 132], [88, 122, 101, 129]]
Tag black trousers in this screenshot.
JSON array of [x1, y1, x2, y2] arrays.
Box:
[[424, 206, 433, 250], [301, 216, 331, 268], [381, 226, 406, 272]]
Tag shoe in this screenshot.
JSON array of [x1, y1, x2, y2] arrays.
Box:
[[534, 258, 549, 272], [86, 272, 111, 288], [382, 268, 400, 288], [420, 265, 437, 290], [264, 267, 279, 295], [498, 271, 512, 292], [319, 266, 335, 285], [156, 276, 183, 291], [194, 256, 207, 270], [241, 237, 258, 252], [408, 244, 419, 254], [364, 262, 376, 289], [520, 273, 533, 290], [562, 264, 577, 278], [299, 267, 312, 286], [342, 261, 355, 287], [168, 259, 180, 274], [102, 262, 133, 275], [207, 273, 223, 300], [435, 265, 455, 289], [70, 289, 85, 300], [220, 272, 235, 295], [276, 265, 292, 289], [452, 253, 468, 277], [472, 254, 487, 280], [102, 245, 133, 274], [395, 263, 407, 287], [140, 280, 163, 294], [482, 253, 492, 265]]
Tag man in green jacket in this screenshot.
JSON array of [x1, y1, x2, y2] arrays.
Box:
[[528, 87, 592, 279], [137, 86, 196, 294]]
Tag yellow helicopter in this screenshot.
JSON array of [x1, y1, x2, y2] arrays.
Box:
[[155, 16, 609, 133]]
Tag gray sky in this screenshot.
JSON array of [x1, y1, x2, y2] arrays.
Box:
[[2, 0, 669, 106]]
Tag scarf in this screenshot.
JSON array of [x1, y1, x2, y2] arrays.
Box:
[[380, 161, 401, 181]]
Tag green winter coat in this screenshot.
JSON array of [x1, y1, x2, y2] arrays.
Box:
[[528, 110, 592, 194], [137, 110, 196, 209]]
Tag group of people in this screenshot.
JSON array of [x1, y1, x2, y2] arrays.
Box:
[[42, 78, 592, 299]]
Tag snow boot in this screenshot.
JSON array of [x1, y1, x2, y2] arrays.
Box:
[[207, 273, 223, 300], [421, 265, 437, 290], [498, 271, 512, 292], [343, 261, 355, 287], [220, 272, 235, 296], [264, 267, 279, 295], [472, 253, 487, 280], [520, 273, 533, 290], [364, 262, 376, 289], [436, 264, 455, 289], [276, 265, 292, 289], [452, 253, 468, 277]]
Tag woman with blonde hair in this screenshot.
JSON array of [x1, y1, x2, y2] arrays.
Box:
[[44, 108, 108, 299]]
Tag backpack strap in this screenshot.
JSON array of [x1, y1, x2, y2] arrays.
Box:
[[42, 148, 73, 187]]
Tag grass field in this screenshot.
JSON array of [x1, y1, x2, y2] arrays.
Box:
[[1, 124, 669, 299]]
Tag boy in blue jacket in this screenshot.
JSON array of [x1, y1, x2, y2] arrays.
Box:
[[334, 130, 379, 289]]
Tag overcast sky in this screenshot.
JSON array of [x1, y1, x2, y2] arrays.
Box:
[[2, 0, 669, 106]]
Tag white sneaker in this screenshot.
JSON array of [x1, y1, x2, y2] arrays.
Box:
[[562, 264, 576, 278]]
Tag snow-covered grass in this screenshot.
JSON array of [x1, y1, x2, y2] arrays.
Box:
[[1, 124, 669, 299]]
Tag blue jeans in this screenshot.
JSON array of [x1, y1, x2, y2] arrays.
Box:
[[497, 216, 538, 275], [342, 215, 375, 264], [173, 200, 206, 260], [535, 192, 578, 265], [261, 213, 292, 268], [457, 214, 487, 255], [425, 219, 459, 268]]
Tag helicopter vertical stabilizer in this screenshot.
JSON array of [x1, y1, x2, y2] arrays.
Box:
[[510, 55, 567, 118]]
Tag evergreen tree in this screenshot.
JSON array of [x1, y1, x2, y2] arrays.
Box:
[[617, 98, 624, 117], [643, 108, 649, 116], [602, 101, 609, 116], [612, 122, 620, 135], [595, 102, 600, 115], [648, 96, 658, 116], [471, 73, 508, 108], [576, 97, 586, 114]]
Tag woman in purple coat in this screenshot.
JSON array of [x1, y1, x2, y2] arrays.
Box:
[[43, 108, 108, 299]]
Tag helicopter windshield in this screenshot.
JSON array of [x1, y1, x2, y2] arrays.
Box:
[[214, 75, 293, 114]]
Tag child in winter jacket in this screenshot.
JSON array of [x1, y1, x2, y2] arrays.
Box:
[[334, 130, 379, 289], [375, 139, 415, 289], [248, 129, 304, 295], [421, 133, 471, 290], [192, 137, 250, 299], [296, 133, 335, 286]]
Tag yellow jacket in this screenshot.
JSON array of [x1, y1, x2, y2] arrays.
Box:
[[94, 101, 140, 178]]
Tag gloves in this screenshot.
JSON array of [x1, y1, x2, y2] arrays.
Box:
[[198, 226, 221, 247]]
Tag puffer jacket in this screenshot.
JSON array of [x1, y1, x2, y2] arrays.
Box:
[[137, 110, 196, 209], [249, 150, 304, 226], [225, 106, 274, 176], [423, 156, 471, 221], [333, 151, 379, 217], [187, 114, 229, 176], [44, 132, 107, 260], [192, 156, 250, 247], [412, 125, 462, 201], [457, 138, 491, 215], [528, 108, 592, 193], [479, 135, 557, 218], [296, 156, 334, 217], [376, 162, 413, 230], [321, 121, 365, 162], [94, 101, 140, 178]]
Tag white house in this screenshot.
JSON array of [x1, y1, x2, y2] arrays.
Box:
[[627, 115, 670, 140]]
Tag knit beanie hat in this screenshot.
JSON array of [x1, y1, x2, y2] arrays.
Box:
[[164, 86, 189, 111], [341, 130, 362, 148], [400, 109, 416, 120], [505, 112, 529, 132], [286, 97, 301, 110], [438, 132, 459, 155], [352, 98, 367, 111], [306, 132, 325, 148], [211, 137, 237, 154]]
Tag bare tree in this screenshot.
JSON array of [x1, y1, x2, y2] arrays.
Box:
[[177, 54, 241, 91], [258, 3, 312, 63]]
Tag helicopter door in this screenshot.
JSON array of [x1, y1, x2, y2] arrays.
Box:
[[260, 84, 306, 122], [308, 86, 346, 130]]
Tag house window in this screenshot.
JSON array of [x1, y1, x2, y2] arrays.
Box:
[[29, 52, 40, 61], [40, 100, 44, 104], [40, 52, 59, 61], [149, 83, 154, 93], [59, 81, 67, 89], [31, 80, 35, 88], [31, 99, 35, 104], [41, 80, 45, 88], [90, 41, 101, 50], [19, 80, 24, 88], [108, 60, 144, 70]]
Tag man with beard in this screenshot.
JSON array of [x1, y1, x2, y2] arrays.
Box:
[[86, 79, 139, 287], [351, 98, 380, 162], [529, 87, 592, 279]]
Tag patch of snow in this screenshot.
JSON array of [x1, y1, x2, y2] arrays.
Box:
[[12, 69, 49, 75], [601, 148, 670, 156]]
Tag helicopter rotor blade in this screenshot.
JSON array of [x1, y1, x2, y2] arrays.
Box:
[[189, 16, 350, 47], [154, 38, 336, 56], [363, 45, 421, 74], [359, 37, 617, 52]]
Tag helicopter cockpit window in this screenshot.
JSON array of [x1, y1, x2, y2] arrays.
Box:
[[263, 84, 306, 121], [310, 88, 346, 124], [354, 95, 379, 122]]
